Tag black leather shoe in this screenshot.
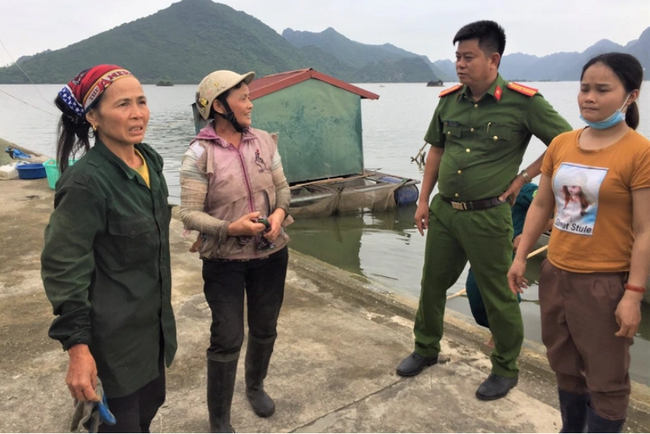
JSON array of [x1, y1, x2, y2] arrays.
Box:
[[396, 352, 438, 377], [476, 374, 518, 401]]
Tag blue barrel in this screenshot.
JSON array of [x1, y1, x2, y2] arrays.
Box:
[[395, 184, 419, 206], [379, 176, 403, 184], [379, 176, 419, 206]]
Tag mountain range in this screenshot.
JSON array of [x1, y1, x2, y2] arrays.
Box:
[[282, 27, 448, 81], [0, 0, 648, 84]]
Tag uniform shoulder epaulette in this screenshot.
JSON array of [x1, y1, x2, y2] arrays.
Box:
[[507, 82, 538, 97], [438, 84, 463, 98]]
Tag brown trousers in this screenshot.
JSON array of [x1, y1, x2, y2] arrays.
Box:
[[539, 260, 632, 421]]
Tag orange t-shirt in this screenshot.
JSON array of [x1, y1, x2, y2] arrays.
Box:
[[541, 128, 650, 273]]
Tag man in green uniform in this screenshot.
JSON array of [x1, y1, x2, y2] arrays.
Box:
[[396, 20, 571, 400]]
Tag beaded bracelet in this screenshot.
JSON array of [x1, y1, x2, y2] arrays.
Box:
[[624, 283, 646, 293]]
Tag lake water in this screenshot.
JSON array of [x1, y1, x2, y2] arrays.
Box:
[[1, 81, 648, 385]]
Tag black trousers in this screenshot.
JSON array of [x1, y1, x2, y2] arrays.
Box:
[[202, 247, 289, 361], [98, 353, 166, 433]]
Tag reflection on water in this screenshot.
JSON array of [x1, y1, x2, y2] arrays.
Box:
[[289, 204, 417, 277]]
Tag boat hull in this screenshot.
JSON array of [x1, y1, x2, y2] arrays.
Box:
[[289, 170, 419, 218]]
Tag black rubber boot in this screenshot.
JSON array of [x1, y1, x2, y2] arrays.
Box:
[[558, 389, 589, 433], [207, 358, 238, 433], [586, 405, 625, 433], [245, 335, 276, 418]]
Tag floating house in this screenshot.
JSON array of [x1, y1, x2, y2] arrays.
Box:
[[193, 68, 419, 217], [249, 68, 376, 184]]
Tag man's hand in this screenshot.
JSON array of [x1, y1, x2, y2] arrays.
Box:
[[513, 235, 522, 251], [66, 345, 100, 402], [414, 202, 431, 236], [498, 175, 527, 206]]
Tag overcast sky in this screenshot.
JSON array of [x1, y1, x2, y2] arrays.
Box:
[[0, 0, 648, 67]]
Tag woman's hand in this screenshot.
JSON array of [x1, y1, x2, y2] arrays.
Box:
[[507, 257, 528, 294], [614, 292, 643, 338], [66, 344, 100, 402], [227, 212, 266, 236], [264, 209, 286, 242]]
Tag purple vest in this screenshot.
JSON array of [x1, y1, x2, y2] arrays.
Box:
[[194, 126, 288, 259]]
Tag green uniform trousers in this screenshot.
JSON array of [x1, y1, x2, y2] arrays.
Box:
[[414, 195, 523, 377]]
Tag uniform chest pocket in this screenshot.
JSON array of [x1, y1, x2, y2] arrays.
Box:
[[443, 125, 463, 139], [107, 217, 158, 265], [484, 126, 514, 144]]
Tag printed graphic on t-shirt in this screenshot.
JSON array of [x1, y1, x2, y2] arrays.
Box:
[[552, 163, 608, 236]]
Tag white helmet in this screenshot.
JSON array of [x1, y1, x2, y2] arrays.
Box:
[[195, 70, 255, 120]]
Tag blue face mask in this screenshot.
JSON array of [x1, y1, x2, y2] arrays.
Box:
[[580, 94, 631, 130]]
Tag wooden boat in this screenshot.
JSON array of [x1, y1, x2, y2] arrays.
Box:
[[289, 170, 419, 218]]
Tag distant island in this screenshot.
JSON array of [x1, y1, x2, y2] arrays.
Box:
[[426, 79, 444, 87], [0, 0, 647, 84]]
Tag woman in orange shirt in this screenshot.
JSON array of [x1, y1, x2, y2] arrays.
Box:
[[508, 53, 650, 433]]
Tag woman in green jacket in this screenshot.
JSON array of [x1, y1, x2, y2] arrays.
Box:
[[41, 64, 177, 433]]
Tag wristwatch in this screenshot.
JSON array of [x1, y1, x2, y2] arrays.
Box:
[[519, 169, 532, 183]]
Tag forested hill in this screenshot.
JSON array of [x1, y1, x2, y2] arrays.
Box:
[[0, 0, 437, 84]]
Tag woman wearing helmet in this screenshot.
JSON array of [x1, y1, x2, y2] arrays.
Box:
[[179, 70, 292, 432]]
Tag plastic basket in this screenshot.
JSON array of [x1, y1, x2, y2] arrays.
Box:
[[43, 159, 76, 190]]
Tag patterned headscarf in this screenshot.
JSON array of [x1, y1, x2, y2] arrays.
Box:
[[58, 65, 132, 118]]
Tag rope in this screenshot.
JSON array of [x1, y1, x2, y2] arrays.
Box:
[[0, 35, 57, 111], [0, 88, 57, 116]]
